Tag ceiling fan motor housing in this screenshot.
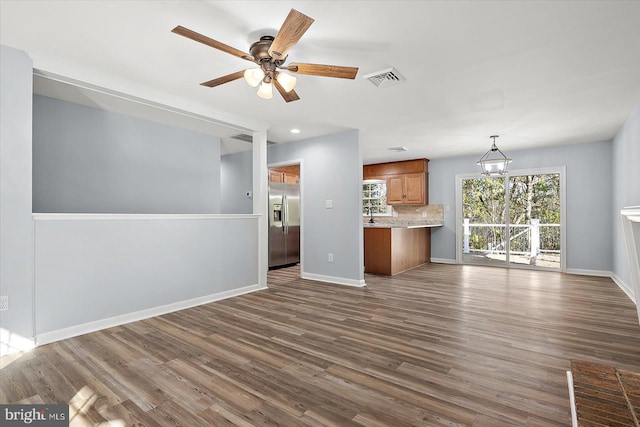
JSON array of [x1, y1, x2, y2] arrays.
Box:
[[250, 36, 286, 82], [250, 36, 286, 63], [249, 36, 274, 60]]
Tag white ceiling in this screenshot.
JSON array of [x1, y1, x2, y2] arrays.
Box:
[[1, 0, 639, 162]]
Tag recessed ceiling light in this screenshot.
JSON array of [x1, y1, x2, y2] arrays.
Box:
[[388, 146, 408, 152], [290, 128, 301, 134]]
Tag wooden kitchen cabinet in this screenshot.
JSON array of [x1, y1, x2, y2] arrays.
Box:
[[386, 172, 426, 205], [364, 159, 429, 205], [404, 172, 426, 204], [269, 165, 300, 184], [269, 170, 284, 182], [386, 175, 404, 204], [285, 174, 299, 184], [364, 226, 431, 275]]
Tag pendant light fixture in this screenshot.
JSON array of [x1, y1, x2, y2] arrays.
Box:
[[477, 135, 512, 176]]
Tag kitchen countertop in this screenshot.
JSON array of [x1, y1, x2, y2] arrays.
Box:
[[363, 221, 443, 229]]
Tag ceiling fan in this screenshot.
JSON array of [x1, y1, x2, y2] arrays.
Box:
[[172, 9, 359, 102]]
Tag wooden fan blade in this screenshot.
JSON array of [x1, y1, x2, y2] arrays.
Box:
[[288, 63, 358, 79], [268, 9, 314, 60], [274, 79, 300, 103], [172, 25, 255, 62], [200, 70, 246, 88]]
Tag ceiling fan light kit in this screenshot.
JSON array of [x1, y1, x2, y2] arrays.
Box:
[[244, 68, 265, 87], [275, 72, 297, 93], [257, 81, 273, 99], [172, 9, 358, 102], [477, 135, 512, 176]]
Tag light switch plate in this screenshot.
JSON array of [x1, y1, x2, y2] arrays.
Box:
[[325, 200, 333, 209]]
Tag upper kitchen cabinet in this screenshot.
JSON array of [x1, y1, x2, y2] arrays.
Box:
[[387, 172, 425, 204], [364, 159, 429, 205], [269, 170, 284, 183], [269, 165, 300, 184]]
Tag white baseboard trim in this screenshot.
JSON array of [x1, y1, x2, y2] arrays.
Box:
[[565, 268, 611, 277], [35, 283, 267, 346], [301, 272, 366, 287], [431, 258, 457, 264], [565, 269, 635, 304], [611, 273, 635, 304]]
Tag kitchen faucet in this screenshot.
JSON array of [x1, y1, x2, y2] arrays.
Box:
[[367, 207, 375, 223]]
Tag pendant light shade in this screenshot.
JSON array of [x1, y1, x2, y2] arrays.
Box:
[[477, 135, 512, 176], [257, 81, 273, 99], [244, 68, 265, 87], [276, 71, 297, 93]]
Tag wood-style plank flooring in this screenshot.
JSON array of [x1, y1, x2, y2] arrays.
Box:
[[2, 264, 640, 426]]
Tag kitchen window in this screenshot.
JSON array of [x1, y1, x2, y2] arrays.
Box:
[[363, 180, 391, 216]]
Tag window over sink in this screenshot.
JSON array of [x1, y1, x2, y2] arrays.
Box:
[[363, 180, 391, 216]]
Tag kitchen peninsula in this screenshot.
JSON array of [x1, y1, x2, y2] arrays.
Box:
[[363, 159, 443, 275], [364, 221, 442, 275]]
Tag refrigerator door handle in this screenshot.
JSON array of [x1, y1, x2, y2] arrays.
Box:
[[283, 194, 288, 234]]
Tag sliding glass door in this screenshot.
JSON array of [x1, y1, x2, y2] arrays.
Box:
[[460, 176, 508, 266], [457, 169, 564, 271], [507, 174, 561, 269]]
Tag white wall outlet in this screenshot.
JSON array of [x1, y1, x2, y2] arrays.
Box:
[[328, 253, 334, 263], [0, 295, 8, 312], [446, 205, 451, 212], [245, 190, 252, 198], [422, 211, 427, 217], [325, 200, 333, 209]]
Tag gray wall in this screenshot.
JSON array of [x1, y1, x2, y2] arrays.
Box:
[[429, 140, 613, 272], [0, 45, 34, 355], [268, 130, 364, 283], [221, 150, 253, 214], [34, 216, 259, 335], [33, 95, 221, 214], [612, 104, 640, 288]]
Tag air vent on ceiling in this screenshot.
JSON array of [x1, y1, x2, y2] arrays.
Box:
[[388, 146, 408, 152], [363, 67, 405, 88], [230, 133, 276, 145]]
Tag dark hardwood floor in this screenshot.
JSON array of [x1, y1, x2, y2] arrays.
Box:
[[2, 264, 640, 426]]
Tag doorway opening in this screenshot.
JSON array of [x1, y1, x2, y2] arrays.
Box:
[[456, 168, 565, 271], [268, 164, 301, 273]]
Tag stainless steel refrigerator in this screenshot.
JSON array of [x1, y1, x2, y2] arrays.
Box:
[[268, 181, 300, 268]]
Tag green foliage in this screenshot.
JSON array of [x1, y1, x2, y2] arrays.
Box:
[[463, 176, 506, 224], [462, 174, 561, 251]]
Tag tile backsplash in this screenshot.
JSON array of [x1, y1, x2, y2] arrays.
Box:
[[393, 204, 444, 222]]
